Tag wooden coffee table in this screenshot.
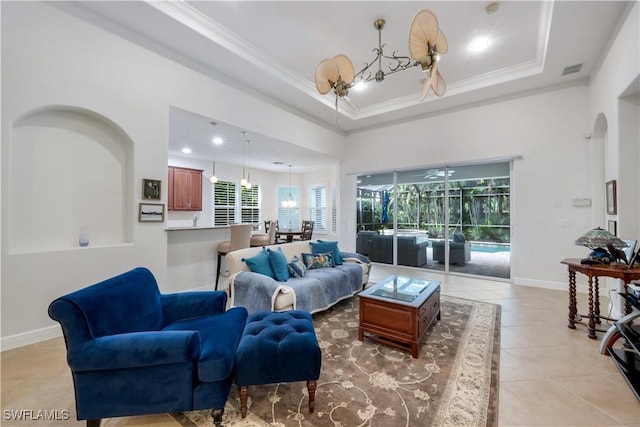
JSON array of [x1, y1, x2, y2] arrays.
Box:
[[358, 275, 441, 358]]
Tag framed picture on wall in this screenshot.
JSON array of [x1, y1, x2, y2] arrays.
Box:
[[606, 179, 617, 215], [607, 220, 617, 236], [142, 178, 161, 200], [139, 203, 164, 222]]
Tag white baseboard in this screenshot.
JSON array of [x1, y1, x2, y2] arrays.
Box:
[[1, 285, 228, 352], [512, 276, 590, 294], [1, 325, 62, 352]]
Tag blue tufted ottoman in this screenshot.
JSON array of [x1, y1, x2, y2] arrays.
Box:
[[234, 310, 321, 418]]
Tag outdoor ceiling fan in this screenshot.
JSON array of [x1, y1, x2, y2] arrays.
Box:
[[314, 9, 448, 116]]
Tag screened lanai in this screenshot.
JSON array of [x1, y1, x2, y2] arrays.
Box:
[[356, 162, 511, 279]]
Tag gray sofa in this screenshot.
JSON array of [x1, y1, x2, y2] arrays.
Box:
[[367, 234, 428, 267], [432, 239, 471, 265], [226, 241, 371, 314]]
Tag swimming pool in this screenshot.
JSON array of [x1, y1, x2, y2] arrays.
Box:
[[470, 243, 511, 253]]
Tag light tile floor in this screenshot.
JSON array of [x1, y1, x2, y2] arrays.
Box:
[[2, 264, 639, 426]]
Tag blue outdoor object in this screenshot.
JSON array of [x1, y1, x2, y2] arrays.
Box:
[[381, 190, 390, 224]]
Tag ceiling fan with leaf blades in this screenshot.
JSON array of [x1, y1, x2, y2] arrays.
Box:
[[409, 168, 455, 180], [314, 54, 358, 114], [314, 9, 448, 115], [409, 9, 448, 101]]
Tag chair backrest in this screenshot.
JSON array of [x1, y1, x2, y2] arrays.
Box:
[[229, 223, 252, 251], [301, 220, 314, 240], [267, 222, 278, 244], [264, 220, 272, 233], [48, 267, 163, 346]]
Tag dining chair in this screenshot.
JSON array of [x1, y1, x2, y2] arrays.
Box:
[[273, 220, 287, 243], [297, 220, 314, 241], [216, 224, 252, 290], [250, 220, 277, 247]]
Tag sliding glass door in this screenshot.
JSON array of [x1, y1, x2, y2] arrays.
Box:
[[356, 162, 511, 279]]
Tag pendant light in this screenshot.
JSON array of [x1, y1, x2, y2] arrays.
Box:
[[281, 164, 297, 208], [209, 122, 219, 184], [241, 138, 252, 188]]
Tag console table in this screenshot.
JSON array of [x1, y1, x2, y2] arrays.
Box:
[[561, 258, 640, 339]]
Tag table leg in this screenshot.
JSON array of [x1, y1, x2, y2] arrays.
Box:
[[587, 276, 596, 339], [568, 270, 577, 329], [623, 282, 632, 315], [594, 276, 601, 324]]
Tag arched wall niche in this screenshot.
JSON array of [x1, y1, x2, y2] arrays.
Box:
[[9, 105, 134, 253], [590, 113, 607, 228]]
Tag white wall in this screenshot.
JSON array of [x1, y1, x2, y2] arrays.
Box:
[[0, 2, 344, 349], [341, 85, 593, 289], [587, 2, 640, 315], [2, 1, 637, 349], [588, 2, 640, 239]]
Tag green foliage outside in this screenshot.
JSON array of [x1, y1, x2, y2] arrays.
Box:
[[356, 178, 510, 243]]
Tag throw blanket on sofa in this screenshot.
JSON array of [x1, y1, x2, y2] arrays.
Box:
[[233, 263, 363, 314]]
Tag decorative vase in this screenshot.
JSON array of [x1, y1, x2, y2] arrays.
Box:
[[79, 225, 89, 247]]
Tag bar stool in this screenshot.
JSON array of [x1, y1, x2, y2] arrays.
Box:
[[215, 224, 252, 290], [250, 220, 277, 247]]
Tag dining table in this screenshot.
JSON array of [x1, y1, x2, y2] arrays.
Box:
[[277, 229, 303, 243]]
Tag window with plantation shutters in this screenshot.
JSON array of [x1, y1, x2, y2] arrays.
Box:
[[212, 180, 236, 225], [309, 186, 327, 231], [332, 182, 337, 233], [277, 186, 300, 229], [241, 185, 260, 224]]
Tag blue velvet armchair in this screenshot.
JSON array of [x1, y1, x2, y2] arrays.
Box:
[[48, 267, 248, 427]]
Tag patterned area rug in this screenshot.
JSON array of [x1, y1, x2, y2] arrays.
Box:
[[172, 295, 500, 427]]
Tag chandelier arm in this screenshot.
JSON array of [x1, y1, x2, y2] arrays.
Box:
[[353, 50, 384, 83], [382, 51, 414, 72]]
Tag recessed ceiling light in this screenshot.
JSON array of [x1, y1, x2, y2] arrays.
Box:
[[181, 147, 192, 154], [212, 137, 223, 145], [469, 37, 491, 53]]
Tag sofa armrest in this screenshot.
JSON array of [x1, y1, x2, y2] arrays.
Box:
[[67, 330, 201, 372], [161, 291, 227, 324], [230, 271, 292, 313], [340, 251, 371, 265]]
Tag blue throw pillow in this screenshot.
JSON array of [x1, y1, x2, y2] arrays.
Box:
[[312, 240, 344, 265], [288, 256, 306, 278], [302, 252, 334, 269], [242, 248, 275, 279], [267, 247, 290, 282]]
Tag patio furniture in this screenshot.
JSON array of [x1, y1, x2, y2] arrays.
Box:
[[356, 231, 377, 255], [432, 233, 471, 265], [368, 234, 428, 267]]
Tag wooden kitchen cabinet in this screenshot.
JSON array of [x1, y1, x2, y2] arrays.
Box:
[[168, 166, 203, 211]]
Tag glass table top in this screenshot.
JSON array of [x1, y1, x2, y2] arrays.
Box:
[[367, 275, 439, 304]]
